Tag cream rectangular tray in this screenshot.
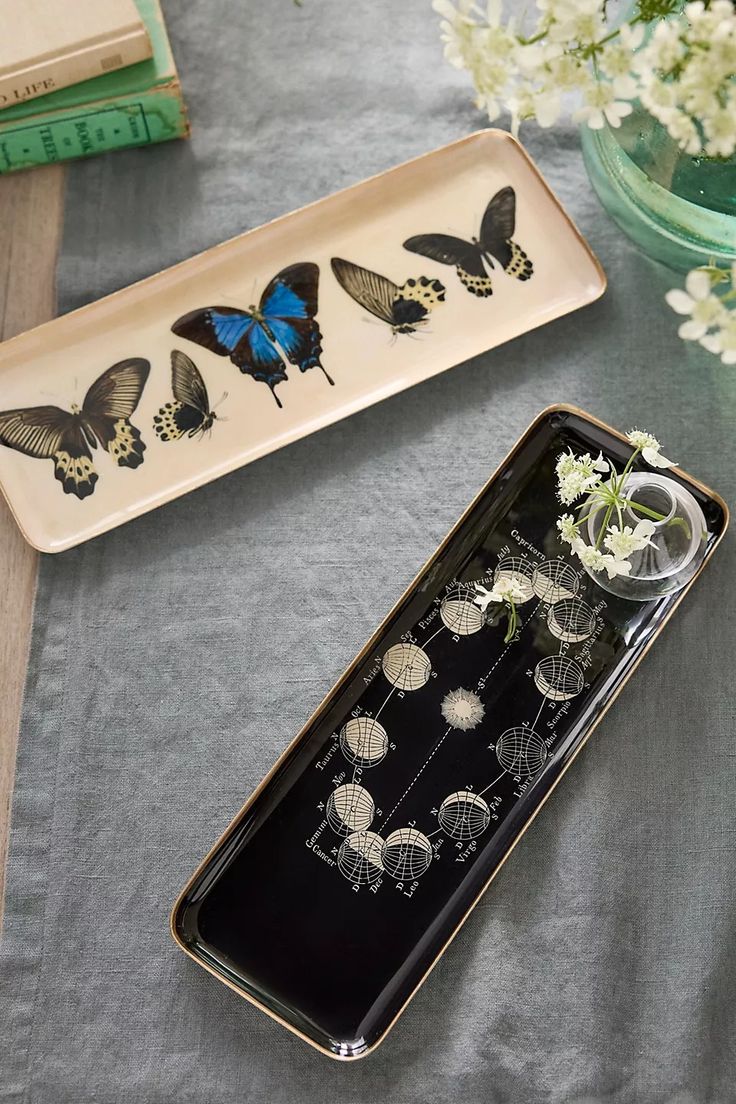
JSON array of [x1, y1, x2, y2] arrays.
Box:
[[0, 130, 605, 552]]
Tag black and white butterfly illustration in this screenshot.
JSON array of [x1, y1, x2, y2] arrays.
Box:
[[154, 350, 223, 442], [171, 262, 332, 408], [403, 186, 533, 297], [330, 257, 445, 335], [0, 358, 150, 499]]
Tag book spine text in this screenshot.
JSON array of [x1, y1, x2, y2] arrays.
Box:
[[0, 28, 153, 110], [0, 82, 188, 173]]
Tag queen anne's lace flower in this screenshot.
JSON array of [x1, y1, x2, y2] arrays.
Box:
[[433, 0, 736, 367], [644, 20, 685, 72], [555, 450, 609, 503], [666, 263, 736, 367], [473, 577, 526, 611], [433, 0, 736, 160], [663, 110, 702, 155], [604, 520, 658, 559], [573, 81, 633, 129], [548, 0, 604, 46], [474, 576, 525, 642], [703, 107, 736, 158], [665, 270, 727, 341], [700, 314, 736, 366], [556, 513, 578, 545], [573, 541, 633, 580], [552, 432, 675, 583], [626, 430, 675, 469]]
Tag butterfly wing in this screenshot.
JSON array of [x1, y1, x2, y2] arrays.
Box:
[[479, 186, 533, 281], [172, 307, 252, 361], [259, 262, 332, 385], [170, 349, 210, 414], [330, 258, 398, 325], [403, 233, 493, 297], [332, 257, 445, 334], [82, 358, 150, 469], [154, 350, 214, 442], [172, 263, 331, 405], [171, 306, 289, 401], [393, 276, 446, 333], [0, 406, 97, 498]]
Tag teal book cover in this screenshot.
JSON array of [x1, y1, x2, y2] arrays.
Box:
[[0, 0, 189, 173]]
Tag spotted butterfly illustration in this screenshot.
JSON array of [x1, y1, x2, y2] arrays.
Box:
[[330, 258, 445, 335], [403, 186, 533, 297], [0, 358, 150, 499], [154, 350, 222, 442], [171, 262, 332, 408]]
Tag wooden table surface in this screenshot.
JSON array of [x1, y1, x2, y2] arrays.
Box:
[[0, 164, 65, 920]]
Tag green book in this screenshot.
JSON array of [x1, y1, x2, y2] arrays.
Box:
[[0, 0, 188, 173]]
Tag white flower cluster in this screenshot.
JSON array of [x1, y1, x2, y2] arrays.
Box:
[[666, 264, 736, 366], [626, 429, 675, 468], [553, 430, 672, 580], [433, 0, 736, 157], [558, 514, 658, 579], [637, 2, 736, 159], [555, 448, 608, 504]]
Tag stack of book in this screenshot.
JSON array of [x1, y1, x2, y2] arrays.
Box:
[[0, 0, 188, 173]]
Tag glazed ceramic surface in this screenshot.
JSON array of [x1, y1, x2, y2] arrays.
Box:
[[171, 406, 727, 1061], [0, 131, 604, 552]]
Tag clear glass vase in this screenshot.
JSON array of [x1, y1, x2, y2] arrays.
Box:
[[581, 472, 708, 600], [581, 114, 736, 273], [580, 3, 736, 273]]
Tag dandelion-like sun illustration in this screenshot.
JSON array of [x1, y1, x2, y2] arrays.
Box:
[[441, 688, 485, 731]]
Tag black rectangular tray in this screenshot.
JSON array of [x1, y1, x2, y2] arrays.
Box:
[[171, 405, 728, 1060]]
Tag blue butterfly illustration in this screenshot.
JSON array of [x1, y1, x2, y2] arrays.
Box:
[[171, 262, 333, 408]]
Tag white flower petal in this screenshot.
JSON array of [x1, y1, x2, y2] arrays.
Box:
[[602, 555, 632, 580], [620, 22, 645, 50], [633, 519, 656, 540], [685, 269, 711, 300], [665, 289, 696, 315], [603, 105, 624, 127], [699, 333, 723, 354], [534, 90, 562, 128], [643, 447, 675, 469], [432, 0, 458, 16], [678, 319, 708, 340]]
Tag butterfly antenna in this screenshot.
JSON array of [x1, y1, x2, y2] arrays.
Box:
[[213, 390, 229, 411]]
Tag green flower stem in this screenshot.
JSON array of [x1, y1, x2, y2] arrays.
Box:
[[625, 497, 691, 537], [622, 498, 667, 521], [573, 442, 674, 551], [517, 29, 548, 45], [595, 502, 614, 549], [616, 446, 642, 496], [503, 599, 518, 644]]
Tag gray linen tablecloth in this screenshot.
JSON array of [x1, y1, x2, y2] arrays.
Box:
[[2, 2, 735, 1101]]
